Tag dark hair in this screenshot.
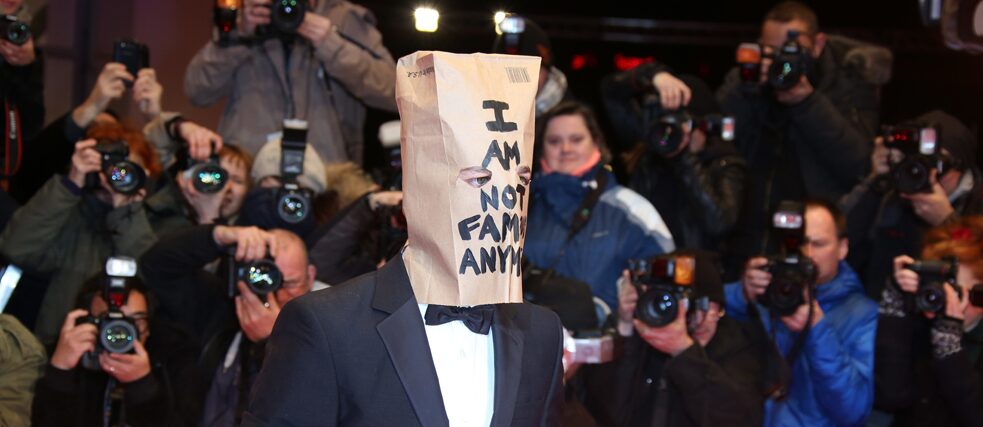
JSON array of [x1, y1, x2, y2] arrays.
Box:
[[764, 1, 819, 35], [536, 101, 612, 164], [74, 273, 156, 321], [805, 199, 846, 238]]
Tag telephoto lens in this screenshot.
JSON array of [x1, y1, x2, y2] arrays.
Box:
[[0, 15, 29, 46], [189, 161, 228, 193], [271, 0, 307, 33], [237, 259, 283, 296], [635, 285, 680, 327], [104, 160, 147, 195]]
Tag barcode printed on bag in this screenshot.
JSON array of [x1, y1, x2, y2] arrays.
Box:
[[505, 67, 530, 84]]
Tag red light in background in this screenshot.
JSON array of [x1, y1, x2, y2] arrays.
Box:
[[614, 54, 654, 71], [571, 54, 586, 71]]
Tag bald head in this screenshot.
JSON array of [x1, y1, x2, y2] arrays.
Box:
[[270, 229, 316, 303]]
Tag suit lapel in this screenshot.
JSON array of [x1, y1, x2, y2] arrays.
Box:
[[374, 257, 449, 427], [490, 304, 525, 427]]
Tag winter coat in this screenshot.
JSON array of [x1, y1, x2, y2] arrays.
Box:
[[524, 165, 674, 311], [0, 177, 157, 345], [582, 316, 763, 427], [0, 314, 46, 427], [718, 35, 888, 272], [183, 0, 397, 164], [724, 261, 878, 426]]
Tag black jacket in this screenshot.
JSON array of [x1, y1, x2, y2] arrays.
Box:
[[875, 310, 983, 427], [242, 255, 565, 426], [600, 64, 746, 252], [842, 169, 983, 298], [717, 35, 886, 272], [31, 321, 201, 427], [582, 316, 763, 427], [0, 48, 44, 181]]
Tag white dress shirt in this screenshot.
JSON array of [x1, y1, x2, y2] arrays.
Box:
[[418, 304, 496, 427]]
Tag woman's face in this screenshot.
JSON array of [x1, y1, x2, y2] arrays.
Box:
[[542, 114, 597, 175]]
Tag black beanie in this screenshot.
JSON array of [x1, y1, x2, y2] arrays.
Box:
[[681, 249, 725, 306], [491, 16, 553, 68]]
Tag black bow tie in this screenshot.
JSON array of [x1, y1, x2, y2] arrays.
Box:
[[424, 304, 496, 335]]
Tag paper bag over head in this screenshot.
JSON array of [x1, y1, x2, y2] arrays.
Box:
[[396, 51, 541, 306]]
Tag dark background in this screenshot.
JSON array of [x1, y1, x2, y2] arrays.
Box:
[[354, 0, 983, 171]]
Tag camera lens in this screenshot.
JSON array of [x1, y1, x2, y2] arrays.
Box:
[[3, 21, 29, 45], [272, 0, 305, 33], [895, 157, 931, 194], [245, 260, 283, 295], [916, 283, 946, 313], [762, 262, 811, 316], [635, 286, 678, 328], [278, 193, 309, 224], [99, 319, 137, 354], [768, 59, 802, 91], [647, 115, 686, 156], [193, 164, 228, 193], [106, 161, 146, 195]]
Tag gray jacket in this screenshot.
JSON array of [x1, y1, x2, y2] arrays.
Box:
[[0, 178, 157, 344], [184, 0, 397, 165]]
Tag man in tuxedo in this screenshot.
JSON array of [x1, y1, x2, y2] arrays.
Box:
[[243, 52, 564, 426]]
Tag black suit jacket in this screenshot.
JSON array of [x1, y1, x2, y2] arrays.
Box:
[[242, 255, 565, 426]]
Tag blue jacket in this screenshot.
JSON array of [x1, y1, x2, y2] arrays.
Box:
[[525, 166, 674, 311], [724, 261, 878, 427]]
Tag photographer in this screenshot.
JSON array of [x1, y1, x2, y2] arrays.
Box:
[[726, 199, 878, 426], [842, 110, 983, 298], [601, 65, 746, 251], [308, 189, 404, 285], [184, 0, 397, 164], [139, 225, 316, 426], [582, 251, 762, 427], [0, 0, 43, 186], [0, 124, 161, 345], [32, 271, 199, 427], [718, 1, 890, 275], [874, 217, 983, 426]]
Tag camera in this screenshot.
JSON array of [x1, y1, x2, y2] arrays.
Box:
[[642, 103, 735, 156], [760, 201, 818, 316], [735, 30, 813, 91], [184, 146, 228, 194], [75, 257, 141, 370], [112, 39, 149, 87], [629, 254, 710, 328], [881, 125, 949, 194], [234, 258, 283, 298], [85, 139, 147, 195], [256, 0, 307, 39], [0, 15, 30, 45], [277, 119, 313, 224], [905, 258, 958, 313]]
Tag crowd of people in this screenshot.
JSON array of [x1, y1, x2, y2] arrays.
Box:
[[0, 0, 982, 425]]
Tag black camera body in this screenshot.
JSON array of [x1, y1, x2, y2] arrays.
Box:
[[232, 258, 283, 299], [768, 30, 811, 90], [0, 15, 30, 45], [630, 254, 709, 328], [185, 152, 228, 194], [256, 0, 308, 39], [641, 95, 735, 156], [760, 201, 818, 316], [735, 30, 813, 91], [906, 258, 958, 313], [882, 125, 947, 194], [213, 1, 238, 45], [75, 257, 141, 370], [85, 140, 146, 195], [276, 119, 313, 224], [112, 39, 149, 87]]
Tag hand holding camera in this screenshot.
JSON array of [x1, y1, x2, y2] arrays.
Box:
[[132, 68, 162, 119], [901, 170, 954, 226], [742, 257, 772, 303], [98, 340, 151, 383], [240, 0, 272, 38], [0, 14, 33, 65], [213, 225, 278, 261], [633, 298, 694, 357], [779, 292, 823, 332], [892, 255, 967, 317], [68, 139, 102, 188], [296, 9, 333, 43], [652, 71, 691, 110], [235, 280, 281, 342], [736, 30, 815, 105], [50, 309, 99, 370], [177, 121, 224, 162]]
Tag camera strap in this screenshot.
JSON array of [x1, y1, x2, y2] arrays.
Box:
[[2, 98, 22, 183], [749, 285, 817, 402], [544, 169, 609, 272]]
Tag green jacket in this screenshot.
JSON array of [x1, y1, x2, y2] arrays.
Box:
[[0, 177, 157, 344], [0, 314, 46, 427]]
